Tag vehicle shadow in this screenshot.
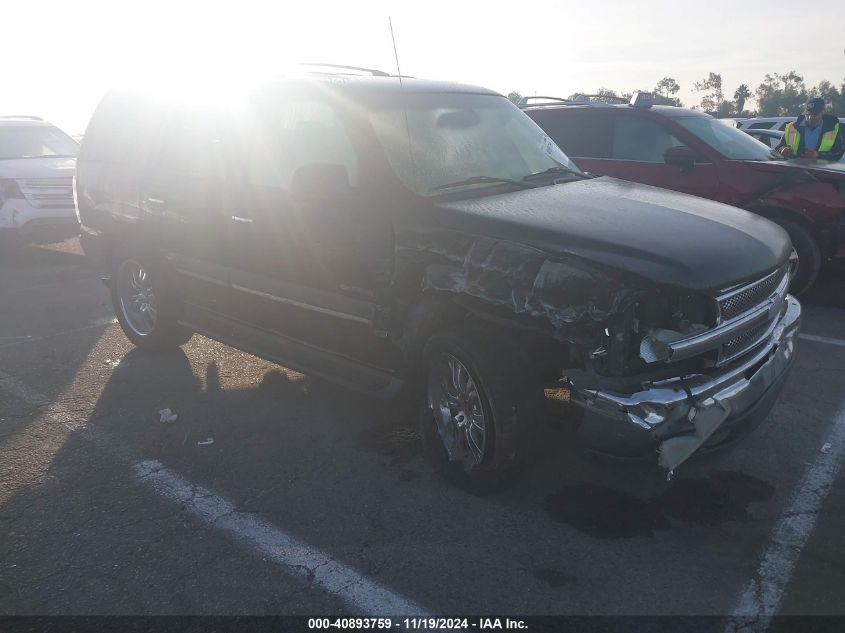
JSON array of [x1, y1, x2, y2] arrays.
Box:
[[802, 261, 845, 309], [3, 329, 843, 614]]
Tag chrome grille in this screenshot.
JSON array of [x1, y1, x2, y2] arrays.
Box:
[[723, 318, 773, 360], [666, 265, 790, 366], [18, 177, 75, 209], [718, 266, 787, 323], [717, 266, 790, 365]]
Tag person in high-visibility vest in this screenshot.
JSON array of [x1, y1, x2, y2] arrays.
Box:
[[776, 98, 843, 160]]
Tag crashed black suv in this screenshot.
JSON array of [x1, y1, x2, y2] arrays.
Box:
[[75, 71, 801, 489]]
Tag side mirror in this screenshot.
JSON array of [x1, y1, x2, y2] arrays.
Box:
[[663, 146, 697, 171], [290, 163, 351, 199]]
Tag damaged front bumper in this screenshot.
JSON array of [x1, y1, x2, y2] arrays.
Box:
[[571, 295, 801, 471]]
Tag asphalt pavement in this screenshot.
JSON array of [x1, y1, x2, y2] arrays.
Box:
[[0, 239, 843, 624]]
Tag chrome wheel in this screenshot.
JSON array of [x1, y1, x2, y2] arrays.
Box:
[[117, 259, 157, 336], [427, 353, 488, 469]]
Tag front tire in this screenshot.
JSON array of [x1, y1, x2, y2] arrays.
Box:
[[111, 252, 192, 350], [775, 219, 821, 295], [419, 327, 543, 493]]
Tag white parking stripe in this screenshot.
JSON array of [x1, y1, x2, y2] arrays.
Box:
[[0, 368, 430, 617], [0, 317, 116, 350], [799, 333, 845, 348], [133, 460, 430, 616], [724, 407, 845, 631]]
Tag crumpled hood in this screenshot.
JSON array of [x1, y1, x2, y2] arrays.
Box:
[[0, 156, 76, 180], [434, 177, 791, 292]]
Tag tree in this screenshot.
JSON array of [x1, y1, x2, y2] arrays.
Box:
[[733, 84, 752, 115], [653, 77, 682, 106], [507, 91, 523, 105], [595, 87, 620, 98], [755, 71, 807, 116], [655, 77, 680, 100], [717, 101, 736, 117], [694, 72, 724, 113], [565, 88, 625, 104], [809, 80, 843, 114]]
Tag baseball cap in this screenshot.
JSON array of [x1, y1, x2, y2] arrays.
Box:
[[805, 98, 825, 114]]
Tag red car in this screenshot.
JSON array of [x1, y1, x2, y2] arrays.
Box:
[[522, 94, 845, 293]]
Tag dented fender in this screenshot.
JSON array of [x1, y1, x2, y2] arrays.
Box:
[[394, 228, 644, 343]]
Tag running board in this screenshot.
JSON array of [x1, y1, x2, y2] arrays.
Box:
[[180, 304, 404, 399]]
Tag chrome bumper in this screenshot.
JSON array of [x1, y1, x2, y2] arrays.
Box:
[[571, 295, 801, 470]]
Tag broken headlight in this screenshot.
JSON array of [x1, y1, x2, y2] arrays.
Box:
[[636, 291, 715, 365]]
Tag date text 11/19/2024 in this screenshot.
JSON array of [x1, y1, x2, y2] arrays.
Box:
[[307, 618, 528, 630]]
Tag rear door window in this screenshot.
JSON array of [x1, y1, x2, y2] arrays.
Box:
[[82, 91, 157, 167], [533, 112, 612, 159], [611, 115, 685, 162], [158, 107, 230, 181], [245, 96, 360, 190]]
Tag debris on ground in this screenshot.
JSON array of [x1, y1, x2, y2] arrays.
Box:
[[197, 438, 214, 446], [159, 408, 178, 424], [821, 443, 832, 454]]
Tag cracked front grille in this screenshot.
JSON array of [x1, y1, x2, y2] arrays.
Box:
[[718, 266, 787, 323]]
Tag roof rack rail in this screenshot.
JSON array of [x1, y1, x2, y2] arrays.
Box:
[[518, 96, 578, 107], [298, 63, 390, 77], [0, 115, 44, 120], [572, 93, 628, 104]]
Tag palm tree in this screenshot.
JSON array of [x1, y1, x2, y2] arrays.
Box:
[[734, 84, 752, 115]]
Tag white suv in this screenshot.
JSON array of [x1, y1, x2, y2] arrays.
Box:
[[736, 116, 845, 132], [0, 116, 79, 246]]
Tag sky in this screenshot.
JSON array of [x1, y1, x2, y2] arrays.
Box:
[[4, 0, 844, 134]]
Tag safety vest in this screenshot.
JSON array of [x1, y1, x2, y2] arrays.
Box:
[[784, 121, 840, 153]]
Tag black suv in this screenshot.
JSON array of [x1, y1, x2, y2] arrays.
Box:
[[75, 71, 801, 489]]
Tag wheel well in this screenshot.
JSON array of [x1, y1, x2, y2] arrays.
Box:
[[398, 292, 569, 383], [746, 205, 829, 256], [747, 205, 814, 230]]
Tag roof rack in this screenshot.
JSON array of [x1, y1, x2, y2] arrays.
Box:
[[298, 63, 390, 77], [0, 115, 44, 120], [572, 93, 628, 104], [518, 96, 578, 107]]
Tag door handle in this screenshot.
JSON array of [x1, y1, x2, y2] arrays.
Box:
[[230, 215, 254, 224]]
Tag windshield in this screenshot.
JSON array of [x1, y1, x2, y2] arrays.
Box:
[[675, 116, 774, 161], [367, 93, 581, 196], [0, 125, 80, 160]]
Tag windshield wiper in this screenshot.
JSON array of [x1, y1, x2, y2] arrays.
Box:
[[429, 175, 537, 193], [521, 166, 587, 181]]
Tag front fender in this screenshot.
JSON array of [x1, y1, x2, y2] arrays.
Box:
[[395, 230, 644, 341]]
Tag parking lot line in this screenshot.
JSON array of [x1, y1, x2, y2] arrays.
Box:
[[133, 459, 431, 616], [0, 366, 430, 618], [798, 333, 845, 348], [0, 316, 116, 350], [724, 406, 845, 630]]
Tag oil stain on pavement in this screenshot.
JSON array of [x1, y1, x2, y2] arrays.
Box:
[[544, 470, 774, 538]]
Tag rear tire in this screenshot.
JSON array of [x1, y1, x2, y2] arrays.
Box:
[[419, 326, 543, 494], [110, 250, 193, 350], [775, 219, 821, 295]]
